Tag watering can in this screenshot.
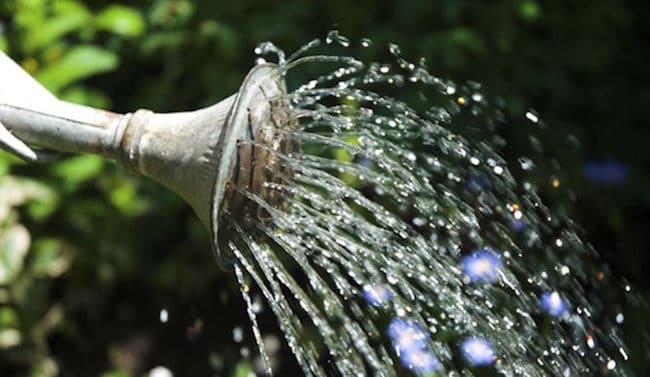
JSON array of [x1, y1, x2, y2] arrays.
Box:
[[0, 51, 294, 251]]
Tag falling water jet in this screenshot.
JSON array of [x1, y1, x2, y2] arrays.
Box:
[[0, 32, 637, 376], [240, 35, 635, 376]]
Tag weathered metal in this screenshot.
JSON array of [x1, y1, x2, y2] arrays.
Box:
[[0, 51, 289, 247]]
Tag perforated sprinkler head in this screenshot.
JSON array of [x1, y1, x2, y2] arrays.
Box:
[[0, 52, 297, 265]]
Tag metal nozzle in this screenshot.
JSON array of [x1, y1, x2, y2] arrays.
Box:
[[0, 51, 295, 245]]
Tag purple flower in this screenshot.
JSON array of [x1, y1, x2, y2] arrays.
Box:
[[510, 218, 526, 232], [387, 318, 428, 352], [387, 318, 442, 374], [362, 284, 392, 307], [462, 249, 502, 283], [540, 291, 568, 317], [460, 336, 496, 366], [400, 347, 441, 374], [584, 160, 628, 185]]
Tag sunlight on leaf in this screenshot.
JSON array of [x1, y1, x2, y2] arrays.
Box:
[[95, 5, 145, 37], [22, 4, 90, 52], [53, 155, 104, 191], [35, 45, 118, 93], [0, 224, 30, 284]]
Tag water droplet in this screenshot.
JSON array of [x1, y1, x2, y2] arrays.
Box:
[[586, 334, 596, 348], [159, 309, 169, 323], [405, 152, 417, 162], [254, 41, 286, 64], [252, 295, 264, 313], [326, 30, 350, 47], [361, 38, 372, 48], [519, 157, 534, 171], [525, 110, 539, 123], [559, 265, 570, 275], [149, 366, 173, 377], [388, 43, 401, 56], [233, 326, 244, 342], [614, 313, 624, 325], [620, 347, 629, 360], [412, 217, 428, 227], [606, 359, 616, 370]]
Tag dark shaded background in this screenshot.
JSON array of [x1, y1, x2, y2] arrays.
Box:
[[0, 0, 648, 376]]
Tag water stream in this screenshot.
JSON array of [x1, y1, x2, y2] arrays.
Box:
[[217, 33, 631, 376]]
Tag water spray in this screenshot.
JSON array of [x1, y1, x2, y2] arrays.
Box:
[[0, 40, 634, 376]]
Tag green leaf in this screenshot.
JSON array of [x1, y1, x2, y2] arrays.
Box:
[[0, 36, 7, 53], [0, 307, 19, 327], [60, 85, 111, 108], [22, 181, 59, 222], [35, 45, 118, 93], [95, 5, 145, 37], [109, 181, 139, 215], [232, 362, 253, 377], [519, 0, 541, 21], [449, 27, 485, 54], [22, 2, 90, 52], [0, 224, 30, 284], [53, 155, 104, 191], [140, 31, 187, 54], [0, 328, 21, 349], [29, 238, 70, 278], [0, 155, 9, 176], [29, 357, 58, 377], [0, 176, 55, 209]]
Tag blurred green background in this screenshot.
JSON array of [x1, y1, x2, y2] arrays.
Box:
[[0, 0, 648, 376]]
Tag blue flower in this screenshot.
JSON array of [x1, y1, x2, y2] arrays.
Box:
[[354, 156, 375, 168], [460, 336, 496, 366], [540, 291, 568, 317], [400, 347, 441, 374], [462, 250, 502, 283], [387, 318, 428, 352], [584, 160, 628, 185], [362, 284, 392, 307], [510, 218, 526, 232], [387, 318, 442, 374]]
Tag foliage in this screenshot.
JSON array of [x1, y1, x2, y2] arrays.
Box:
[[0, 0, 648, 375]]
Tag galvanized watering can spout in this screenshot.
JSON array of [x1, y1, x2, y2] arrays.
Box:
[[0, 51, 293, 240]]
